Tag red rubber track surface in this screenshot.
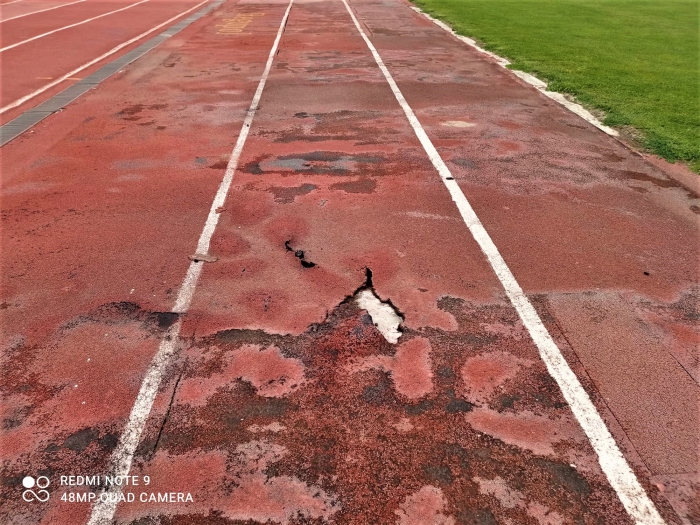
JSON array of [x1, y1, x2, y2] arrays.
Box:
[[1, 0, 66, 19], [0, 0, 204, 123], [1, 0, 698, 523]]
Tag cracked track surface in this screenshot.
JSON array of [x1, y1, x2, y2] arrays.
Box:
[[1, 0, 698, 523]]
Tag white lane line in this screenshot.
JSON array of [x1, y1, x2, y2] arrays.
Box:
[[1, 0, 86, 23], [0, 0, 26, 5], [0, 0, 149, 52], [408, 6, 618, 137], [0, 0, 209, 115], [340, 1, 665, 524], [85, 0, 294, 523]]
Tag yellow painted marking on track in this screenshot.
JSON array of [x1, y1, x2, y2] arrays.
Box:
[[216, 12, 264, 34]]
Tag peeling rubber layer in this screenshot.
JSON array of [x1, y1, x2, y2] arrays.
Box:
[[85, 1, 295, 522], [356, 289, 403, 344], [408, 5, 619, 137], [343, 0, 664, 523], [0, 0, 219, 147]]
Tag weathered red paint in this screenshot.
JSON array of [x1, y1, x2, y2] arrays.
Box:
[[1, 0, 697, 523]]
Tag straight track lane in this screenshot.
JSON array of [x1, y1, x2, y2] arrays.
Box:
[[0, 0, 150, 52], [2, 1, 127, 36], [0, 0, 86, 23], [0, 0, 207, 121], [1, 2, 289, 523]]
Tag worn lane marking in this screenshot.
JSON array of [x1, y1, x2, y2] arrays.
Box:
[[0, 0, 149, 52], [0, 0, 209, 114], [0, 0, 86, 23], [0, 0, 25, 5], [409, 6, 618, 137], [216, 12, 264, 34], [341, 0, 664, 523], [85, 0, 294, 523]]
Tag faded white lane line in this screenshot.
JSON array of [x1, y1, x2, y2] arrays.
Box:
[[85, 1, 294, 523], [0, 0, 149, 53], [340, 1, 664, 524], [0, 0, 210, 114], [409, 6, 618, 137], [0, 0, 26, 5], [1, 0, 86, 23]]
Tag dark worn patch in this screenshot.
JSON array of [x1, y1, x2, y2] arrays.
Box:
[[269, 183, 317, 203], [63, 427, 100, 452], [330, 178, 376, 193]]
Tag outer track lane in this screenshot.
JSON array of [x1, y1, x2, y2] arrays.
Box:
[[0, 0, 205, 123], [0, 3, 288, 523], [0, 0, 86, 24], [1, 0, 116, 35], [352, 0, 698, 521], [1, 1, 144, 47]]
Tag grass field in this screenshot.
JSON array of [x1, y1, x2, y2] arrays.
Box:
[[411, 0, 700, 172]]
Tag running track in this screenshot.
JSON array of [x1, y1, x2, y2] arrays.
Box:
[[1, 0, 698, 524], [0, 0, 208, 123]]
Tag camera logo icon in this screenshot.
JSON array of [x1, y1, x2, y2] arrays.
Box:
[[22, 476, 50, 502]]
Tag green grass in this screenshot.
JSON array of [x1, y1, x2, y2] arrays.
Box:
[[411, 0, 700, 172]]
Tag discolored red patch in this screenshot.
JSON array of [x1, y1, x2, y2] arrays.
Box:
[[466, 408, 579, 456], [227, 194, 274, 227], [220, 344, 305, 398], [222, 440, 341, 524], [393, 417, 415, 433], [1, 321, 158, 458], [474, 476, 566, 525], [473, 476, 524, 508], [175, 344, 305, 406], [347, 336, 434, 399], [210, 231, 251, 258], [262, 215, 311, 247], [119, 450, 228, 521], [176, 374, 225, 408], [121, 442, 339, 524], [396, 485, 455, 525], [460, 351, 532, 403], [240, 290, 292, 324], [496, 120, 523, 131], [497, 140, 522, 153], [527, 501, 566, 525], [248, 421, 286, 433], [390, 337, 434, 399]]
